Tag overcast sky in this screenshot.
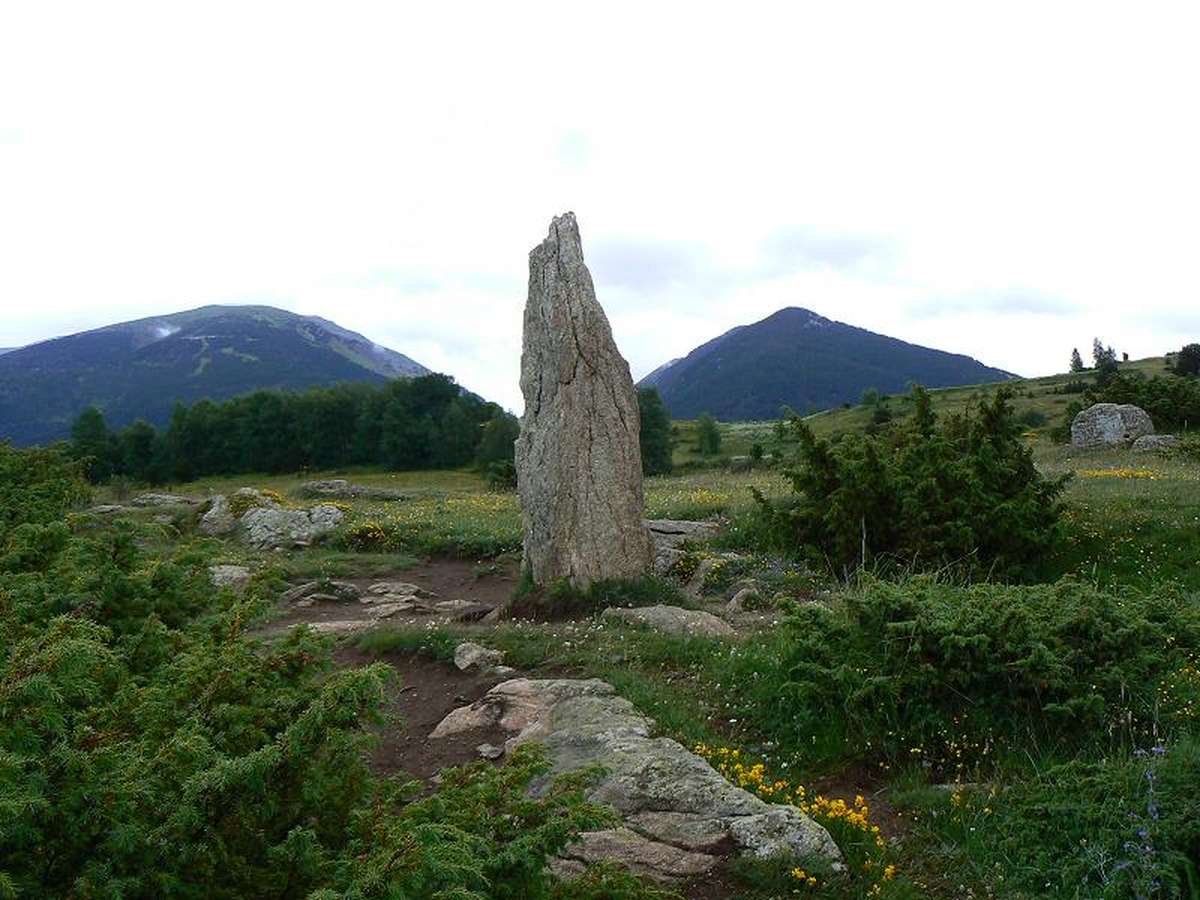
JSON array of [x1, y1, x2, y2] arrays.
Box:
[[3, 2, 1198, 412]]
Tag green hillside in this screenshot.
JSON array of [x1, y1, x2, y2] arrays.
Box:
[[0, 305, 430, 446]]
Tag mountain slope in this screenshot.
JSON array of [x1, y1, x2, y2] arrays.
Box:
[[0, 305, 430, 445], [640, 307, 1016, 420]]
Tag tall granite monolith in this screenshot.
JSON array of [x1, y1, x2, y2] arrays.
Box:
[[516, 212, 653, 587]]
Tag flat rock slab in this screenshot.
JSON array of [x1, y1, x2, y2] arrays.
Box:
[[601, 604, 735, 638], [130, 492, 198, 507], [645, 519, 720, 549], [1132, 434, 1180, 451], [431, 678, 838, 880], [298, 479, 407, 501]]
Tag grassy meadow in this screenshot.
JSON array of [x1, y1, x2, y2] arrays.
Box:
[[76, 356, 1200, 898]]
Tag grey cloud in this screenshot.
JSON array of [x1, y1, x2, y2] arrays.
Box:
[[587, 238, 716, 292], [760, 227, 897, 274], [910, 289, 1079, 317]]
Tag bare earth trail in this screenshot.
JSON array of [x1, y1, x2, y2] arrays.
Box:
[[259, 557, 902, 897]]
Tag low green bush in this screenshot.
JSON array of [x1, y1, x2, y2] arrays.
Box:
[[748, 386, 1068, 579], [0, 443, 662, 899], [768, 577, 1200, 770]]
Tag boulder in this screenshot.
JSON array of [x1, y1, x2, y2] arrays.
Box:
[[1132, 434, 1180, 452], [239, 504, 344, 549], [209, 564, 251, 592], [1071, 403, 1155, 449], [454, 641, 505, 672], [726, 586, 761, 612], [198, 494, 237, 536], [515, 213, 653, 587], [129, 492, 198, 507], [601, 605, 734, 638], [297, 479, 407, 501], [645, 521, 723, 576], [431, 678, 838, 879]]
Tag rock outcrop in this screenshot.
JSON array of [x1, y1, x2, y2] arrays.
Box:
[[645, 519, 719, 575], [240, 504, 344, 549], [1131, 434, 1180, 452], [1071, 403, 1155, 449], [198, 495, 237, 535], [601, 604, 735, 638], [297, 479, 407, 501], [515, 213, 653, 587], [209, 564, 251, 592], [130, 492, 198, 507], [431, 678, 839, 880]]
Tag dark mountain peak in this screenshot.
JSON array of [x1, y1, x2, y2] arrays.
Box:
[[639, 306, 1016, 421], [0, 305, 432, 445]]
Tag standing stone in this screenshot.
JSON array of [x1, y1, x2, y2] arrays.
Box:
[[516, 213, 653, 587]]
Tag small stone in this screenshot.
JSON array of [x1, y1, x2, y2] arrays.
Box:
[[198, 494, 236, 536], [368, 581, 434, 598], [726, 587, 761, 612], [476, 742, 504, 760], [209, 564, 251, 592], [282, 581, 320, 603], [455, 642, 505, 672]]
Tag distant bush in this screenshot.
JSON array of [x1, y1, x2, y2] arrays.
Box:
[[1172, 342, 1200, 377], [485, 458, 518, 490], [1016, 408, 1047, 428], [638, 387, 674, 476], [750, 386, 1068, 579], [695, 413, 722, 456], [1083, 371, 1200, 431]]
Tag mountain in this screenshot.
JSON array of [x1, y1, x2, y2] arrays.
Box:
[[0, 305, 431, 445], [639, 307, 1017, 421]]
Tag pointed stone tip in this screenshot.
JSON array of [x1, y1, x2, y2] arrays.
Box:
[[548, 211, 579, 240]]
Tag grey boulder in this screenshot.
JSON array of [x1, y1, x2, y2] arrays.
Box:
[[199, 495, 237, 536], [1071, 403, 1155, 448], [1131, 434, 1180, 451], [240, 504, 344, 549]]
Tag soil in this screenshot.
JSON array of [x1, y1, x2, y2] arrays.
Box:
[[336, 644, 510, 782]]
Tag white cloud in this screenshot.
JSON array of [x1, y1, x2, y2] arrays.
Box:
[[1, 1, 1197, 411]]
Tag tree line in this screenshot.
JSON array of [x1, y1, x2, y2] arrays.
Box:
[[67, 374, 520, 484]]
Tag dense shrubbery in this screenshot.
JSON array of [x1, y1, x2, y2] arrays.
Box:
[[750, 386, 1067, 578], [66, 374, 518, 484], [0, 444, 654, 898], [767, 577, 1200, 767]]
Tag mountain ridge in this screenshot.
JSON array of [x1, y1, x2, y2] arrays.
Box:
[[639, 307, 1017, 420], [0, 305, 431, 445]]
